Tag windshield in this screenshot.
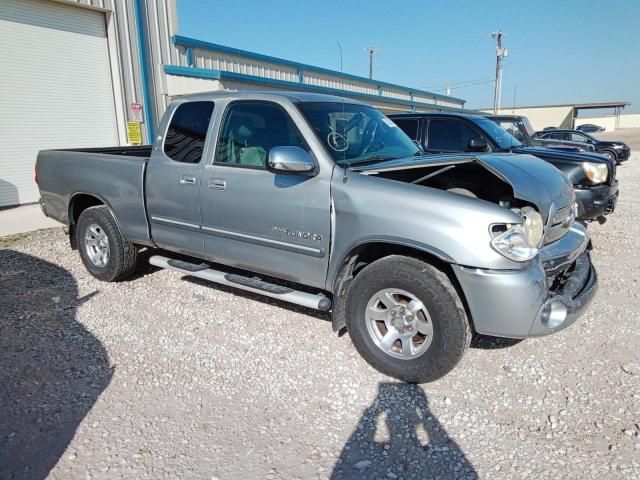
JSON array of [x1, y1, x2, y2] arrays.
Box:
[[521, 117, 536, 136], [296, 102, 420, 165], [476, 117, 523, 149]]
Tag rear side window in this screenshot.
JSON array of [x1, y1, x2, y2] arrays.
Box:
[[393, 118, 420, 141], [494, 120, 524, 142], [164, 101, 215, 163], [428, 119, 479, 151]]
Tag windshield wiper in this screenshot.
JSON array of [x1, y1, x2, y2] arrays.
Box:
[[347, 155, 397, 167]]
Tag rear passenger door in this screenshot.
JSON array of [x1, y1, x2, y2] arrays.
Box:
[[146, 101, 215, 255], [199, 100, 331, 288]]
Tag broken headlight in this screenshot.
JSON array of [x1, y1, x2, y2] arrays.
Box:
[[490, 224, 539, 262], [518, 206, 544, 247], [582, 162, 608, 184]]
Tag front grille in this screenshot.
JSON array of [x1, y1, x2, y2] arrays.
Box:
[[545, 201, 574, 244]]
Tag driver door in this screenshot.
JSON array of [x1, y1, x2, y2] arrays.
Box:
[[199, 100, 331, 288]]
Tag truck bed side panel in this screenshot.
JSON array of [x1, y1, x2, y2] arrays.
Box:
[[37, 150, 152, 245]]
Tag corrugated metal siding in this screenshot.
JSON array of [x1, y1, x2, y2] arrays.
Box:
[[60, 0, 180, 142], [0, 0, 119, 206], [168, 40, 465, 113], [166, 74, 223, 96]]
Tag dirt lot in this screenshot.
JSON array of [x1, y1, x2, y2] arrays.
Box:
[[2, 153, 639, 479]]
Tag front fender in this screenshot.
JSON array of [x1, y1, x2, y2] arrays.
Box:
[[326, 171, 524, 291]]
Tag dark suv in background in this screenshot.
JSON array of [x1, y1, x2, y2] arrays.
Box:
[[389, 112, 618, 223], [533, 129, 631, 163], [487, 115, 595, 153]]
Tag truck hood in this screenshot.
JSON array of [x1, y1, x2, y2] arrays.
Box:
[[513, 145, 613, 165], [353, 152, 574, 219], [596, 140, 629, 149]]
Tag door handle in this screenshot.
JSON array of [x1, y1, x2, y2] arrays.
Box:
[[180, 175, 196, 186], [209, 178, 227, 190]]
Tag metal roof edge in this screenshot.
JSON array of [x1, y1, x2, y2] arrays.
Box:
[[163, 65, 467, 111], [171, 35, 466, 105]]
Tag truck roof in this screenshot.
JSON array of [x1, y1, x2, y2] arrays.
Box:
[[176, 90, 367, 105], [388, 111, 485, 121]]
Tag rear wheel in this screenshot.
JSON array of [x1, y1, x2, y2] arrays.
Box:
[[76, 206, 138, 282], [345, 255, 471, 383]]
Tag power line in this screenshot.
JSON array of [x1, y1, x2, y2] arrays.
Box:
[[422, 76, 494, 90], [427, 78, 496, 93], [421, 63, 512, 92]]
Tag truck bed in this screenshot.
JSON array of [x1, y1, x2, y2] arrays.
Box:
[[60, 145, 153, 157], [36, 146, 153, 246]]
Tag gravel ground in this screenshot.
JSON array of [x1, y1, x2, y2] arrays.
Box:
[[1, 154, 639, 480]]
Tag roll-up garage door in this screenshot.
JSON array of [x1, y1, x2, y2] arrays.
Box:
[[0, 0, 119, 206]]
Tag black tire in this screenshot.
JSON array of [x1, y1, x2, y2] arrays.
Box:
[[345, 255, 471, 383], [76, 205, 138, 282], [601, 150, 617, 162]]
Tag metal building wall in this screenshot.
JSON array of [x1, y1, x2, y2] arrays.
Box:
[[59, 0, 179, 143], [58, 0, 465, 136], [167, 36, 466, 112]]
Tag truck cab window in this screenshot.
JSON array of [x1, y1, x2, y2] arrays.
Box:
[[550, 132, 568, 141], [428, 119, 479, 151], [392, 118, 420, 141], [495, 120, 524, 142], [215, 102, 306, 168], [163, 101, 215, 163]]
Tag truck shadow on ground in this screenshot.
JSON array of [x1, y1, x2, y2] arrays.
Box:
[[183, 275, 331, 322], [331, 383, 477, 480], [0, 250, 112, 480]]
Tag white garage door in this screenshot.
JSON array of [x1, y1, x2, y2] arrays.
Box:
[[0, 0, 119, 207]]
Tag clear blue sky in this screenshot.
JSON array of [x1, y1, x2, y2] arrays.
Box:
[[176, 0, 640, 113]]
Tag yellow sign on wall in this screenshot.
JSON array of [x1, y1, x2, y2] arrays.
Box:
[[127, 121, 142, 145]]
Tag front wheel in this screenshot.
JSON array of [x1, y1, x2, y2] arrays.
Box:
[[76, 205, 138, 282], [601, 150, 617, 162], [345, 255, 471, 383]]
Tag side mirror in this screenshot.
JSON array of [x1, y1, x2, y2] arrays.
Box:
[[467, 138, 489, 152], [268, 146, 316, 175]]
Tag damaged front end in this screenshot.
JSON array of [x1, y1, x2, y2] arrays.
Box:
[[354, 152, 598, 338]]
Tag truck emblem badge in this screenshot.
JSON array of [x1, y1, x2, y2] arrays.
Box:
[[272, 226, 322, 242]]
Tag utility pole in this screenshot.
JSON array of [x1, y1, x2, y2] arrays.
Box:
[[365, 45, 380, 79], [490, 30, 508, 113]]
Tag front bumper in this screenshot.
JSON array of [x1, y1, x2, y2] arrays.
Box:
[[452, 223, 597, 338], [575, 180, 619, 221], [615, 147, 631, 161]]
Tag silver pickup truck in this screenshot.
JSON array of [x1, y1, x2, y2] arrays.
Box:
[[37, 91, 597, 383]]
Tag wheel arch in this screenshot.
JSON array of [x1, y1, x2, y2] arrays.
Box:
[[329, 239, 473, 334], [68, 193, 122, 250], [601, 149, 618, 161]]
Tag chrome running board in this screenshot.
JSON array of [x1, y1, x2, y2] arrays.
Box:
[[149, 255, 331, 311]]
